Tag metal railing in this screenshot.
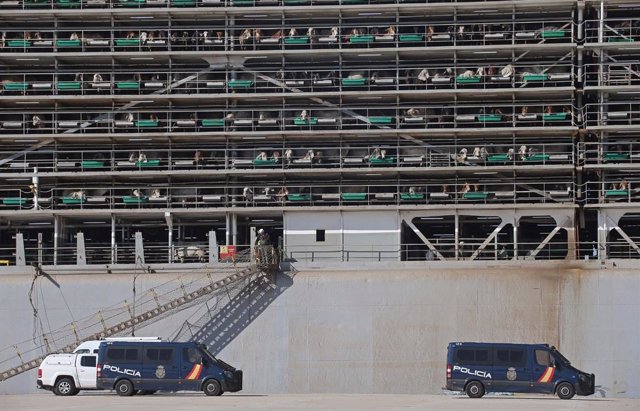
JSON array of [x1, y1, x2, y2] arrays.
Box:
[[0, 0, 541, 10], [583, 62, 640, 87], [0, 142, 576, 173], [584, 102, 640, 127], [579, 142, 640, 166], [585, 18, 640, 44], [0, 102, 577, 135], [0, 180, 577, 211], [0, 21, 574, 53], [0, 63, 576, 96]]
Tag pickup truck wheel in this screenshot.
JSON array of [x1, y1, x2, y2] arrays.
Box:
[[115, 379, 135, 397], [55, 378, 78, 396], [203, 379, 222, 396]]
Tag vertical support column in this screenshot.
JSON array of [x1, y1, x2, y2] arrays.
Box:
[[15, 232, 25, 266], [37, 232, 43, 266], [111, 215, 116, 264], [31, 171, 39, 211], [53, 215, 60, 265], [134, 231, 145, 265], [454, 211, 460, 260], [513, 215, 519, 260], [597, 209, 608, 260], [225, 212, 231, 245], [250, 226, 257, 264], [565, 216, 577, 260], [76, 231, 86, 265], [209, 230, 218, 264], [231, 212, 237, 246], [165, 212, 173, 264]]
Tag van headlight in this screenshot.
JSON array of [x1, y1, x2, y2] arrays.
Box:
[[224, 370, 234, 379], [578, 374, 587, 381]]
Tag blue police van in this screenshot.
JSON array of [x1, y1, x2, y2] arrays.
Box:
[[96, 341, 242, 396], [446, 342, 595, 399]]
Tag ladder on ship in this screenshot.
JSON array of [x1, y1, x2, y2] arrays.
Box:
[[0, 246, 278, 382]]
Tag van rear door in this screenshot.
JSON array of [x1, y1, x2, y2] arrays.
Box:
[[491, 346, 531, 393], [76, 354, 97, 388]]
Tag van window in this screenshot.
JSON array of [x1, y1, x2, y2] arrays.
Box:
[[183, 347, 203, 364], [495, 349, 526, 367], [455, 348, 491, 364], [80, 356, 96, 367], [145, 348, 174, 363], [535, 350, 552, 367], [106, 348, 140, 362], [75, 349, 90, 354]]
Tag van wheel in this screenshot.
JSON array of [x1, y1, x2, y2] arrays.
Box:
[[557, 382, 575, 399], [203, 379, 222, 396], [55, 378, 78, 396], [115, 379, 135, 397], [465, 381, 485, 398]]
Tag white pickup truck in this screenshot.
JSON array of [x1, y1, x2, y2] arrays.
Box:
[[37, 337, 161, 396]]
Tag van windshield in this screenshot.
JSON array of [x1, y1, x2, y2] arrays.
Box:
[[551, 348, 571, 365], [198, 344, 236, 372]]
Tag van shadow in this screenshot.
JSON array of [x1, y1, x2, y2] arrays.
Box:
[[188, 271, 295, 355]]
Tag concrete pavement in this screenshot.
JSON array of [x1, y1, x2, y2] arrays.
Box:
[[1, 393, 637, 411]]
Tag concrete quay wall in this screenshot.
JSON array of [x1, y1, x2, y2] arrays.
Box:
[[0, 261, 637, 398]]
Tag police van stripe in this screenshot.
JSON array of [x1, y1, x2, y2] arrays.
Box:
[[537, 367, 555, 383], [186, 364, 203, 380]]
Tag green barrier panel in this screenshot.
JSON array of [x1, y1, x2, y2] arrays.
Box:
[[81, 161, 105, 168], [368, 117, 393, 124], [136, 159, 161, 167], [604, 153, 630, 161], [456, 76, 481, 84], [542, 113, 568, 121], [284, 36, 310, 45], [254, 159, 279, 166], [8, 40, 32, 47], [399, 34, 423, 42], [477, 115, 503, 122], [523, 74, 548, 81], [349, 35, 375, 43], [135, 120, 159, 127], [122, 196, 149, 203], [116, 82, 140, 89], [2, 198, 27, 206], [342, 193, 367, 201], [115, 39, 140, 46], [541, 31, 565, 38], [525, 154, 550, 161], [293, 118, 318, 126], [57, 81, 81, 90], [605, 190, 628, 197], [4, 83, 29, 91], [201, 119, 224, 127], [62, 197, 85, 205], [370, 157, 396, 164], [341, 78, 367, 86], [228, 80, 253, 88], [487, 154, 511, 162], [463, 192, 489, 200], [287, 194, 311, 201], [56, 40, 81, 47], [400, 193, 425, 200]]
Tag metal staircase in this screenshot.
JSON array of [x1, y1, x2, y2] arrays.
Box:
[[0, 247, 278, 382]]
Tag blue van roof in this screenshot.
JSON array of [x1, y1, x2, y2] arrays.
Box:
[[448, 342, 550, 348]]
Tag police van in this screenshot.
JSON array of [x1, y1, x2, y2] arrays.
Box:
[[446, 342, 595, 399], [96, 340, 242, 396]]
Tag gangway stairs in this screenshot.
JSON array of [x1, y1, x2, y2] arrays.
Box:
[[0, 247, 278, 382]]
